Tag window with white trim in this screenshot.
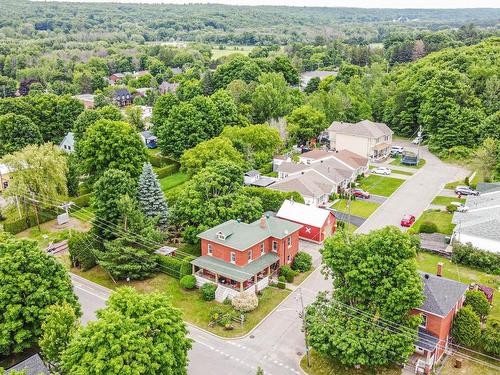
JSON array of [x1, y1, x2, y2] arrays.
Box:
[[420, 314, 427, 328], [260, 243, 264, 255], [230, 252, 236, 264], [248, 250, 252, 262], [272, 241, 278, 252], [287, 255, 291, 263], [207, 243, 213, 256], [287, 236, 292, 248]]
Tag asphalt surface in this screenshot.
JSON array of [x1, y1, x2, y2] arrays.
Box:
[[328, 209, 365, 227]]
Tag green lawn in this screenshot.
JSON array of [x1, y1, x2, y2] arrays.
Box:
[[437, 351, 500, 375], [292, 267, 315, 286], [358, 175, 405, 197], [300, 350, 402, 375], [416, 252, 500, 320], [390, 155, 426, 169], [332, 199, 380, 219], [176, 242, 201, 257], [159, 172, 188, 191], [413, 209, 455, 235], [431, 196, 466, 206], [444, 180, 464, 190], [64, 257, 290, 338], [211, 45, 253, 59]]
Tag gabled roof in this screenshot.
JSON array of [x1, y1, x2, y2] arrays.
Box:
[[419, 272, 468, 317], [277, 199, 332, 228], [140, 130, 157, 141], [300, 149, 331, 160], [270, 170, 334, 198], [476, 182, 500, 194], [197, 216, 302, 251], [59, 132, 75, 148], [6, 353, 49, 375], [114, 88, 131, 96], [333, 149, 369, 169], [327, 119, 393, 139]]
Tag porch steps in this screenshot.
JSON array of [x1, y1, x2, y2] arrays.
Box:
[[215, 286, 230, 303]]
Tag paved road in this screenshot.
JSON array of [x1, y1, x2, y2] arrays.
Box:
[[71, 144, 469, 375], [356, 145, 468, 234]]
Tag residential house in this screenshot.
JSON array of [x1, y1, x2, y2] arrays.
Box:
[[451, 183, 500, 253], [272, 154, 291, 172], [411, 265, 468, 374], [108, 72, 127, 85], [134, 88, 150, 97], [327, 120, 393, 161], [159, 81, 180, 94], [113, 88, 133, 107], [73, 94, 95, 109], [140, 130, 158, 149], [132, 70, 149, 79], [59, 132, 75, 154], [270, 149, 369, 206], [299, 70, 337, 89], [0, 163, 12, 192], [6, 353, 49, 375], [276, 199, 336, 243], [244, 170, 276, 187], [191, 214, 302, 302]]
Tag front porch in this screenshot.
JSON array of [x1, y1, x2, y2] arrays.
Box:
[[371, 142, 391, 161], [409, 327, 439, 374], [191, 253, 280, 302]]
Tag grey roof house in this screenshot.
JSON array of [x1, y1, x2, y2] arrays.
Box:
[[6, 353, 49, 375], [59, 132, 75, 153]]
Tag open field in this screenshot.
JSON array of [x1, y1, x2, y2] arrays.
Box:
[[358, 175, 405, 197], [211, 45, 254, 59]]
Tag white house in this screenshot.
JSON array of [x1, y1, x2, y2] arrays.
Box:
[[59, 132, 75, 154], [327, 120, 393, 161], [451, 183, 500, 253]]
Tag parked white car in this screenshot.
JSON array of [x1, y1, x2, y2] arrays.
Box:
[[372, 167, 391, 175], [390, 146, 404, 155], [411, 136, 423, 145]]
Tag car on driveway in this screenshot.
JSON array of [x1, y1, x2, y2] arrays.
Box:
[[352, 188, 370, 199], [390, 146, 404, 155], [455, 185, 479, 196], [411, 136, 423, 145], [400, 214, 416, 227], [372, 167, 391, 175]]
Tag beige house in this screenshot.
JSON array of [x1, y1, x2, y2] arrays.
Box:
[[327, 120, 393, 161]]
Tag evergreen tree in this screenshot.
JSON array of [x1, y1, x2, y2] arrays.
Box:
[[138, 162, 169, 230]]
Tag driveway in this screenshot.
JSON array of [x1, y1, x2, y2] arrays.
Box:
[[329, 209, 365, 227], [356, 145, 468, 234]]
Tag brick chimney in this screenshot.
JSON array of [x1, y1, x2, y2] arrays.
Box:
[[260, 215, 267, 229], [437, 262, 443, 277]]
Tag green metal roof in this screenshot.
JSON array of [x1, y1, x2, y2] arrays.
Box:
[[197, 216, 302, 251], [191, 253, 280, 282]]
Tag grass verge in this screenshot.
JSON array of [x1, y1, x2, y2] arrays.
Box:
[[413, 209, 455, 235], [358, 175, 405, 197], [292, 267, 315, 286], [332, 199, 380, 219], [431, 196, 465, 206]]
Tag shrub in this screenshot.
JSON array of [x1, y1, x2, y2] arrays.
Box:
[[280, 264, 293, 278], [243, 187, 304, 212], [464, 176, 470, 186], [156, 255, 193, 279], [452, 242, 500, 275], [277, 281, 286, 289], [3, 210, 57, 235], [286, 272, 295, 283], [446, 204, 457, 213], [231, 291, 259, 312], [278, 275, 285, 282], [201, 283, 217, 301], [419, 221, 438, 234], [482, 318, 500, 355], [464, 290, 490, 320], [180, 275, 196, 290], [292, 251, 312, 273], [155, 163, 180, 179], [452, 306, 481, 346], [68, 232, 99, 270]]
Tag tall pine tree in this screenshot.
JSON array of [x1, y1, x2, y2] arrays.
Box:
[[138, 162, 169, 230]]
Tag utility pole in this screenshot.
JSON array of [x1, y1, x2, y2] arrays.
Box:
[[416, 125, 422, 161], [298, 287, 311, 368]]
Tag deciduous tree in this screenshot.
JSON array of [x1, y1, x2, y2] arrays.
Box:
[[286, 105, 327, 145], [0, 113, 42, 157]]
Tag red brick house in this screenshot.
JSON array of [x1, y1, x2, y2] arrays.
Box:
[[410, 264, 468, 374], [276, 199, 336, 243], [191, 214, 302, 301]]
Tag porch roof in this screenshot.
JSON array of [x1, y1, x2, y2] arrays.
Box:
[[416, 327, 439, 352], [191, 253, 279, 282]]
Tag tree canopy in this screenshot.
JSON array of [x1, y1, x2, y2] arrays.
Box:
[[0, 113, 42, 157]]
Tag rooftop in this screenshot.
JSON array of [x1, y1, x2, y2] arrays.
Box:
[[6, 353, 49, 375], [327, 119, 393, 139], [197, 216, 302, 251], [277, 199, 332, 228], [270, 170, 333, 197], [419, 272, 468, 317]]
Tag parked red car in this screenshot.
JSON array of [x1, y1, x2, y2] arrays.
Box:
[[352, 188, 370, 199], [400, 214, 416, 227]]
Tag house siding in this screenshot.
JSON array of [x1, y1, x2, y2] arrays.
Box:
[[283, 212, 336, 243]]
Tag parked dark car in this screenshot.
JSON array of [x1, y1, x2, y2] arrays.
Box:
[[455, 185, 479, 196], [352, 188, 370, 199]]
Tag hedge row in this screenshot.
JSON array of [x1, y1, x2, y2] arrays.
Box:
[[156, 254, 196, 279], [3, 210, 57, 234], [156, 163, 180, 179], [452, 242, 500, 275]]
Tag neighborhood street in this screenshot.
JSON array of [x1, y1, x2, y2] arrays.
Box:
[[71, 147, 469, 375]]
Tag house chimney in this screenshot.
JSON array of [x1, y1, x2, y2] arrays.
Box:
[[260, 215, 267, 229], [437, 262, 443, 277]]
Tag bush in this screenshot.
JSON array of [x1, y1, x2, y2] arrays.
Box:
[[452, 242, 500, 275], [280, 264, 293, 278], [277, 280, 286, 289], [446, 204, 457, 213], [419, 221, 438, 234], [286, 272, 295, 283], [180, 275, 196, 290], [278, 275, 285, 282], [71, 192, 93, 208], [231, 291, 259, 312], [242, 187, 304, 212], [149, 153, 175, 168], [68, 232, 99, 270], [156, 255, 193, 279], [464, 176, 470, 186], [292, 251, 312, 273], [3, 210, 57, 235], [155, 163, 180, 179], [201, 283, 217, 301], [482, 318, 500, 355], [452, 306, 481, 346], [464, 290, 490, 320]]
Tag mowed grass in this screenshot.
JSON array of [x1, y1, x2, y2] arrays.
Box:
[[416, 252, 500, 320], [211, 45, 254, 59], [358, 175, 405, 197], [159, 172, 188, 191], [300, 350, 402, 375], [413, 209, 455, 235], [438, 351, 500, 375], [332, 199, 380, 219], [64, 256, 289, 338], [431, 196, 466, 206]]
